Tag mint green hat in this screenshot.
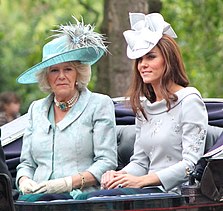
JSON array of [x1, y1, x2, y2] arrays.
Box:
[[17, 16, 107, 84]]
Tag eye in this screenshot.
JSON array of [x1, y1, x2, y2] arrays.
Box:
[[49, 68, 59, 73], [137, 57, 143, 63], [146, 54, 156, 59], [64, 67, 74, 72]]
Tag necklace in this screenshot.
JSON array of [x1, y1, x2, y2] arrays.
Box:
[[54, 92, 79, 111]]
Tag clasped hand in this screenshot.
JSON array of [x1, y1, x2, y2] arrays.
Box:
[[101, 170, 142, 189], [19, 178, 39, 194], [19, 177, 72, 194]]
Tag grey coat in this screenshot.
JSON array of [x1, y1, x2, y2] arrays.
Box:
[[123, 87, 208, 192]]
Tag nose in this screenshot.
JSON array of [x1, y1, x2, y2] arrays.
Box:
[[58, 70, 65, 79], [139, 58, 148, 68]]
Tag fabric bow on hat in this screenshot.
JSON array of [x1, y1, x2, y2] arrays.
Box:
[[123, 13, 177, 59]]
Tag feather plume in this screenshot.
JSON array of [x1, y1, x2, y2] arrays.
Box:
[[51, 16, 108, 54]]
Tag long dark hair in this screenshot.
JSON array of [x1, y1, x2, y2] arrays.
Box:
[[127, 35, 189, 119]]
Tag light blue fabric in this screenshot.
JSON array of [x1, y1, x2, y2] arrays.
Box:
[[70, 189, 83, 199], [16, 88, 117, 193], [123, 87, 208, 192], [48, 102, 55, 130], [17, 44, 104, 84]]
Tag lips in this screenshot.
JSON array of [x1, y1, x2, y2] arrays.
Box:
[[57, 83, 68, 86], [141, 71, 152, 75], [140, 67, 152, 73]]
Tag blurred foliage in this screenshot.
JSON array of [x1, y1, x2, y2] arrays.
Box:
[[0, 0, 223, 114], [161, 0, 223, 98]]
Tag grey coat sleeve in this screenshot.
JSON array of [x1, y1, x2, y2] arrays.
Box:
[[156, 94, 208, 191]]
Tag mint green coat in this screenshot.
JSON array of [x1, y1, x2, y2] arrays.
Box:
[[16, 88, 117, 192]]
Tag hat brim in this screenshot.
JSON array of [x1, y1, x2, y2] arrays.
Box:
[[126, 41, 159, 59], [17, 47, 104, 84]]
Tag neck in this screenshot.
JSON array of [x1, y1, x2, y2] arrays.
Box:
[[152, 83, 163, 102], [152, 83, 183, 102], [54, 91, 79, 111]]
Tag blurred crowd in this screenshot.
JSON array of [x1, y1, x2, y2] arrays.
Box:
[[0, 91, 21, 127]]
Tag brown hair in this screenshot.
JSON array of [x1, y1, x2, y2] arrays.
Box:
[[0, 92, 21, 112], [127, 35, 189, 119]]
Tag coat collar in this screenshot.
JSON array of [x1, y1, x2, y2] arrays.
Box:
[[143, 87, 202, 115], [41, 88, 92, 132], [57, 88, 92, 130]]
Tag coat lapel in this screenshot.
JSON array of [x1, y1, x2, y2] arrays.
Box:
[[57, 88, 92, 131]]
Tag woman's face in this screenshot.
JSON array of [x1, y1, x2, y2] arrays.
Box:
[[47, 62, 77, 99], [5, 102, 20, 117], [137, 46, 165, 86]]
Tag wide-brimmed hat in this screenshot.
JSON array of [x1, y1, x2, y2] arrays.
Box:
[[123, 13, 177, 59], [17, 16, 107, 84]]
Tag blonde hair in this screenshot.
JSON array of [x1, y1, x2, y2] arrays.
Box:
[[36, 62, 91, 93]]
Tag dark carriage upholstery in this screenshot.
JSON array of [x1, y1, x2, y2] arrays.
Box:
[[1, 100, 223, 184], [3, 138, 22, 184], [0, 173, 16, 211]]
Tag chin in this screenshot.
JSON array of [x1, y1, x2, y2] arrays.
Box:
[[143, 79, 152, 84], [54, 90, 69, 96]]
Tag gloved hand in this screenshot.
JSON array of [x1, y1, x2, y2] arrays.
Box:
[[33, 176, 73, 194], [19, 178, 39, 194]]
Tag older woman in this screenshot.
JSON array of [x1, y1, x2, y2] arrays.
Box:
[[16, 16, 117, 199]]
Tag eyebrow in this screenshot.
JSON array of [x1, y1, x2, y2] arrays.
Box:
[[49, 64, 73, 69], [147, 50, 156, 54]]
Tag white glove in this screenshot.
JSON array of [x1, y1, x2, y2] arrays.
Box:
[[19, 178, 39, 194], [33, 176, 73, 194]]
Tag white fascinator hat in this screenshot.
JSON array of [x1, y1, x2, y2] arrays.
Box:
[[123, 13, 177, 59]]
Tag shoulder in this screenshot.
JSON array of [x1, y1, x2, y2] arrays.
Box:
[[178, 88, 207, 120], [176, 87, 202, 100], [175, 87, 204, 107], [91, 93, 114, 112], [0, 112, 6, 118], [80, 88, 113, 106], [170, 87, 206, 114], [0, 112, 7, 126], [79, 89, 114, 114], [91, 92, 113, 102], [27, 94, 52, 112], [85, 89, 113, 105]]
